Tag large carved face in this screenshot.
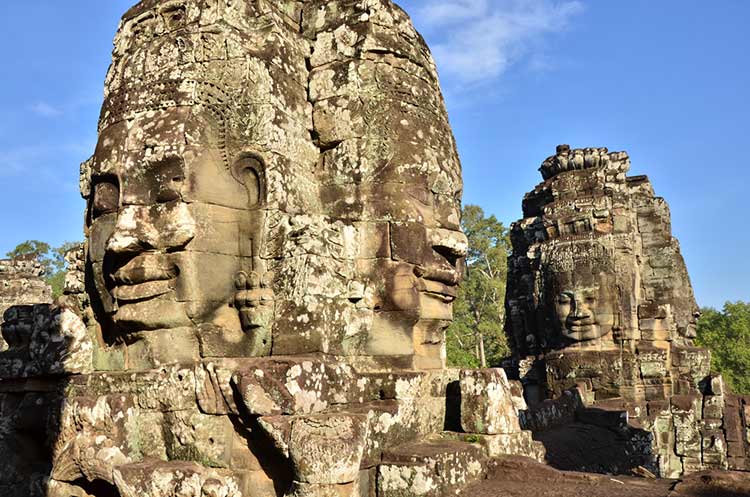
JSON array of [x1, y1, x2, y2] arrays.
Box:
[[86, 106, 268, 342], [549, 269, 617, 343]]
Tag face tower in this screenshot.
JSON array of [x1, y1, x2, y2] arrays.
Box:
[[505, 146, 749, 477]]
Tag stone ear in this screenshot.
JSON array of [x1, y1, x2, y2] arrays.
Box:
[[231, 154, 264, 208]]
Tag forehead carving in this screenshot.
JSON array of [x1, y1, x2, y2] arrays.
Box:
[[542, 241, 615, 276]]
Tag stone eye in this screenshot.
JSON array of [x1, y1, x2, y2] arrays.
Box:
[[92, 180, 120, 219], [154, 157, 185, 203], [557, 294, 572, 305]]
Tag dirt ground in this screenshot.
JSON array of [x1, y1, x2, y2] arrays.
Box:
[[458, 457, 750, 497]]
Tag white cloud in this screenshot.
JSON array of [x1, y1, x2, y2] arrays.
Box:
[[31, 101, 63, 118], [415, 0, 584, 85]]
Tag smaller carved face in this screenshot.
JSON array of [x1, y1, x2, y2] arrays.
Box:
[[551, 270, 617, 343]]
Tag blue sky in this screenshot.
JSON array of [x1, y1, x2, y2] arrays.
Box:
[[0, 1, 747, 309]]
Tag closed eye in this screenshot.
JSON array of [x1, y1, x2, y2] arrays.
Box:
[[91, 177, 120, 220]]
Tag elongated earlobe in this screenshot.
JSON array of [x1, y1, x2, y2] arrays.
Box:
[[231, 153, 264, 208]]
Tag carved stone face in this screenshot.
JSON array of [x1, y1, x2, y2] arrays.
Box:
[[321, 107, 468, 365], [82, 0, 466, 368], [86, 107, 266, 343], [550, 269, 617, 343]]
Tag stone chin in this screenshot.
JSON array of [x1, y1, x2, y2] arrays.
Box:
[[415, 266, 461, 321], [416, 279, 457, 321]]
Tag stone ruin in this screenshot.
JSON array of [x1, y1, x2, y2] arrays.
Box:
[[505, 145, 750, 477], [2, 2, 749, 496], [0, 1, 545, 496], [0, 254, 53, 351]]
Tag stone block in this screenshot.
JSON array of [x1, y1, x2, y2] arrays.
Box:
[[727, 441, 746, 458], [724, 408, 744, 443], [702, 395, 724, 420], [113, 462, 242, 497], [288, 414, 370, 485], [682, 457, 703, 474], [358, 468, 376, 497], [459, 369, 522, 435], [233, 358, 359, 417], [638, 303, 670, 320], [659, 452, 684, 480], [701, 430, 728, 469], [164, 410, 235, 468], [708, 375, 726, 396], [462, 432, 545, 462], [379, 440, 486, 497], [288, 482, 359, 497]]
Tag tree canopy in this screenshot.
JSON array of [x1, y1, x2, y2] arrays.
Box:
[[446, 205, 511, 368], [696, 301, 750, 394], [6, 240, 52, 263]]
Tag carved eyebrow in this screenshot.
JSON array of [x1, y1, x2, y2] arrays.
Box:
[[90, 173, 119, 185]]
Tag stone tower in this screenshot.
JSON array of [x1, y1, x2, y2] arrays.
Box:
[[505, 146, 750, 477]]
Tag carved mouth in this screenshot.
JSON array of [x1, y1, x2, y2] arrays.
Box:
[[567, 322, 596, 332], [564, 321, 603, 341], [109, 254, 179, 303], [567, 317, 595, 328], [111, 254, 178, 285], [417, 277, 458, 303], [111, 279, 174, 303], [415, 265, 461, 286]]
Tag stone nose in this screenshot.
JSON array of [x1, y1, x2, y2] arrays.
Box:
[[571, 299, 591, 319], [430, 229, 469, 269], [106, 203, 196, 254]]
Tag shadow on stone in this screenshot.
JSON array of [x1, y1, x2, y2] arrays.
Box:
[[519, 389, 656, 475], [444, 380, 463, 432], [0, 304, 70, 496]]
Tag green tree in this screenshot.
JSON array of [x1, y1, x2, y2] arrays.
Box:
[[446, 205, 511, 368], [6, 240, 52, 270], [6, 240, 79, 298], [696, 301, 750, 394]]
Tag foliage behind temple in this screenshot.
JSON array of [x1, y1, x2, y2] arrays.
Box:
[[446, 205, 511, 368], [697, 301, 750, 394]]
